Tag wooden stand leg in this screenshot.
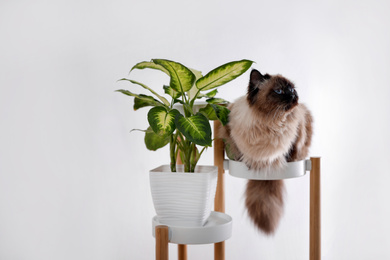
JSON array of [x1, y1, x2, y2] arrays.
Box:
[[214, 242, 225, 260], [310, 157, 321, 260], [156, 225, 169, 260], [214, 121, 225, 213], [214, 121, 225, 260], [178, 244, 187, 260], [176, 148, 187, 260]]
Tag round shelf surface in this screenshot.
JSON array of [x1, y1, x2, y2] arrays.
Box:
[[152, 211, 232, 245], [227, 159, 312, 180]]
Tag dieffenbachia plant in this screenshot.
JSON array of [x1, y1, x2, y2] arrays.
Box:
[[117, 59, 253, 172]]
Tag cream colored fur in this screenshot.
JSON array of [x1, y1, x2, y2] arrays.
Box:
[[228, 96, 311, 172], [219, 70, 313, 235]]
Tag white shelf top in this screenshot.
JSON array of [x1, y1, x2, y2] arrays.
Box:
[[226, 159, 312, 180], [152, 211, 232, 245]]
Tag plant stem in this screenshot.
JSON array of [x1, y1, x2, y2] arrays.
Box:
[[185, 141, 193, 172], [190, 89, 201, 108], [181, 91, 189, 111], [169, 135, 176, 172], [190, 143, 198, 172], [198, 146, 207, 159]]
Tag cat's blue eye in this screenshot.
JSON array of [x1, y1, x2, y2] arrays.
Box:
[[274, 89, 283, 94]]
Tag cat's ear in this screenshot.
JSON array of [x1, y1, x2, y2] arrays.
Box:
[[250, 69, 264, 84], [247, 69, 265, 104], [249, 69, 267, 91]]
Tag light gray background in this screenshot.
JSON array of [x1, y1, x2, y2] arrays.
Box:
[[1, 0, 389, 259]]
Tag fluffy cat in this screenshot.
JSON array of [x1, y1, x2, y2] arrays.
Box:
[[220, 69, 313, 235]]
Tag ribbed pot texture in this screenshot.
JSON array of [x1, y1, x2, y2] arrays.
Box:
[[149, 165, 218, 227]]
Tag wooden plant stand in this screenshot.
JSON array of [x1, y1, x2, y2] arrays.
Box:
[[154, 121, 321, 260]]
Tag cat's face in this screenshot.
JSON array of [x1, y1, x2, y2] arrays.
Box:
[[247, 69, 299, 114]]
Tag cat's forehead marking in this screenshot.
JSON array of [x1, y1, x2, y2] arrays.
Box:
[[273, 76, 293, 88]]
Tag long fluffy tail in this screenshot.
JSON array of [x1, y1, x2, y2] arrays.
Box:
[[245, 180, 285, 235]]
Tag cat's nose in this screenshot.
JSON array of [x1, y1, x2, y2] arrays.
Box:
[[290, 88, 297, 97], [292, 94, 299, 102]]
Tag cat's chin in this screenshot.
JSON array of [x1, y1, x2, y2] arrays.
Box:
[[285, 100, 299, 111]]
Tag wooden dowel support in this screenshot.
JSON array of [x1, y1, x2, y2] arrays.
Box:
[[155, 225, 169, 260], [178, 244, 187, 260], [176, 150, 187, 260], [214, 241, 225, 260], [214, 120, 225, 213], [214, 121, 226, 260], [310, 157, 321, 260]]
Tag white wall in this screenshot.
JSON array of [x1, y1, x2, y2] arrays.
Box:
[[1, 0, 389, 259]]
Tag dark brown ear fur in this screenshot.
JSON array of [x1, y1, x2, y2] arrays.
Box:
[[247, 69, 270, 105]]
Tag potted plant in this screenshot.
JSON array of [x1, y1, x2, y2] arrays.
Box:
[[117, 59, 253, 226]]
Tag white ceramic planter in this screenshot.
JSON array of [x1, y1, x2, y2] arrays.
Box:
[[149, 165, 218, 227]]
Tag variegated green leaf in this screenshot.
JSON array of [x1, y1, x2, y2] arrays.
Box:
[[144, 127, 170, 151], [206, 97, 229, 105], [153, 59, 195, 94], [119, 79, 170, 106], [115, 89, 164, 110], [199, 104, 230, 125], [205, 89, 218, 98], [173, 99, 185, 105], [148, 107, 180, 136], [196, 60, 253, 91], [190, 68, 203, 80], [134, 95, 163, 110], [199, 104, 218, 120], [130, 61, 169, 75], [175, 113, 212, 146], [187, 68, 203, 100], [163, 85, 180, 99], [187, 85, 198, 101], [211, 104, 230, 126], [197, 89, 218, 99], [224, 141, 239, 160], [116, 89, 139, 98]]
